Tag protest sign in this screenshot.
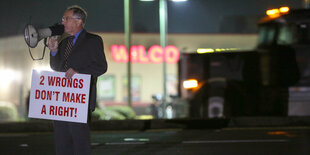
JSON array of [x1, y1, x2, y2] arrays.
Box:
[[28, 70, 91, 123]]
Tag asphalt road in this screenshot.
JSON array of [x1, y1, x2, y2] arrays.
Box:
[[1, 127, 309, 155]]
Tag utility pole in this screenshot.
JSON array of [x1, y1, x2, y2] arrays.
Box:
[[159, 0, 168, 118], [124, 0, 132, 107]]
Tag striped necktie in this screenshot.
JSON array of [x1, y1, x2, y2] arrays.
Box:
[[64, 36, 75, 70]]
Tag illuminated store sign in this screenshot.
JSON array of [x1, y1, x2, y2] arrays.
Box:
[[111, 45, 180, 64]]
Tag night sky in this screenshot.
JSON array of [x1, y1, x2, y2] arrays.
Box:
[[0, 0, 303, 38]]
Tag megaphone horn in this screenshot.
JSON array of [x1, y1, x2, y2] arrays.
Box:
[[24, 23, 64, 60], [24, 25, 50, 48], [24, 23, 64, 48]]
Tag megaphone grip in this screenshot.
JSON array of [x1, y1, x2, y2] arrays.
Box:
[[49, 23, 64, 36]]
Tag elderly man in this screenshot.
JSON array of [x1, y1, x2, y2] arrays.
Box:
[[48, 5, 107, 155]]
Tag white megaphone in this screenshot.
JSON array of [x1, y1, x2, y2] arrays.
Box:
[[24, 23, 64, 48], [24, 23, 64, 60]]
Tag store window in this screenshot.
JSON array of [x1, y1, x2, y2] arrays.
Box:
[[122, 75, 142, 102], [97, 75, 116, 101]]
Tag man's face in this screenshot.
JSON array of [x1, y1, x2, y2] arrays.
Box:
[[61, 10, 82, 35]]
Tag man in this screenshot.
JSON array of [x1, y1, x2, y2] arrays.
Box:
[[48, 5, 107, 155]]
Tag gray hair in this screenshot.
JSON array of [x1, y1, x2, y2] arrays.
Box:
[[66, 5, 87, 25]]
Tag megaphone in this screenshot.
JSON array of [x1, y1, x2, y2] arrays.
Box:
[[24, 23, 65, 60], [24, 23, 64, 48]]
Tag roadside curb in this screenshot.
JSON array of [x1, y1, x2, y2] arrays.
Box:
[[0, 117, 309, 133], [228, 116, 310, 127]]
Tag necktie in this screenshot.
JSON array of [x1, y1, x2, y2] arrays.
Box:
[[64, 36, 75, 70]]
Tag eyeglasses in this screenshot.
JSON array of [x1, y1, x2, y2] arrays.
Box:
[[62, 16, 81, 22]]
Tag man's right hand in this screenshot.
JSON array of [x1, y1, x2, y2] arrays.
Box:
[[48, 36, 58, 52]]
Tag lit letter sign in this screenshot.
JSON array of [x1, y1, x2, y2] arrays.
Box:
[[130, 45, 140, 63], [164, 45, 180, 64], [111, 45, 128, 63], [110, 45, 180, 64], [131, 45, 149, 63], [148, 45, 164, 64]]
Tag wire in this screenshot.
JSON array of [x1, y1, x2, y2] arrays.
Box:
[[27, 38, 47, 61]]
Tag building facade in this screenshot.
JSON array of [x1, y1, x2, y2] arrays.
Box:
[[0, 32, 257, 119]]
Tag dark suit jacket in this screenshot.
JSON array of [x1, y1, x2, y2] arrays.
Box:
[[50, 29, 108, 111]]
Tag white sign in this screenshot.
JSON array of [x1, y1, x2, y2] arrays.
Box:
[[28, 70, 91, 123]]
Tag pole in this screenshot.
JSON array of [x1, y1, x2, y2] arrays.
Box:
[[124, 0, 132, 107], [159, 0, 168, 118]]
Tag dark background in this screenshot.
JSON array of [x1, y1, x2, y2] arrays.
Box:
[[0, 0, 302, 37]]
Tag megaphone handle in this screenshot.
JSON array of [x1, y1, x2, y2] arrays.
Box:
[[41, 38, 47, 59], [44, 38, 48, 47], [27, 38, 47, 61]]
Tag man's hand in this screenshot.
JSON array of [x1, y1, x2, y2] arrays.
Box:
[[65, 68, 78, 79], [48, 36, 58, 52]]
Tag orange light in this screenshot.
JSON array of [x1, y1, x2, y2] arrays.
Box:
[[279, 7, 289, 13], [266, 9, 279, 17], [183, 79, 198, 89], [267, 131, 296, 138], [267, 131, 287, 135], [266, 7, 290, 18]]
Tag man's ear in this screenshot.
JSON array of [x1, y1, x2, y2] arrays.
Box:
[[77, 19, 83, 27]]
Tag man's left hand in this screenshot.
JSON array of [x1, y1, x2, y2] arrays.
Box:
[[65, 68, 78, 79]]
